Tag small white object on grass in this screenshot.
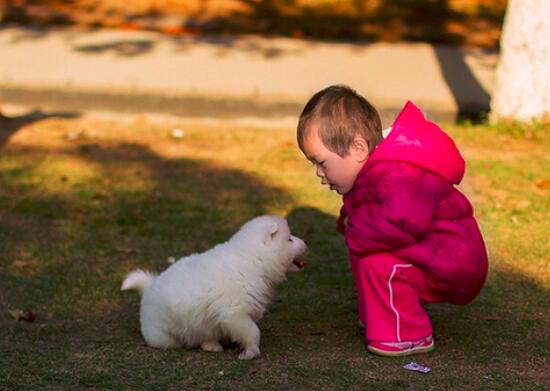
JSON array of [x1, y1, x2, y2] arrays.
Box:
[[403, 361, 431, 374], [171, 128, 185, 139]]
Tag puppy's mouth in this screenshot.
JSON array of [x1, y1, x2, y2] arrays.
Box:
[[289, 258, 307, 272]]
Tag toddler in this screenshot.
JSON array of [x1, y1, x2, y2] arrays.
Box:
[[297, 85, 488, 356]]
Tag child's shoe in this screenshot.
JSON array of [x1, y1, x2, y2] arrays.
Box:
[[367, 335, 434, 357]]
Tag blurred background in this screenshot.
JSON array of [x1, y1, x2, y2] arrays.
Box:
[[1, 0, 521, 125], [0, 0, 507, 47]]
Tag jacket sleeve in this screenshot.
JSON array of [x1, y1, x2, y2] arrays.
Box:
[[345, 165, 441, 256], [336, 206, 348, 234]]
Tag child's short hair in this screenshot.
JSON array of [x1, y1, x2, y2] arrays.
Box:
[[297, 85, 383, 156]]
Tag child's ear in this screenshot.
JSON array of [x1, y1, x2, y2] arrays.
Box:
[[350, 136, 370, 162]]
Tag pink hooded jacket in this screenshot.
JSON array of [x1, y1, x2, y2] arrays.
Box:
[[338, 101, 488, 305]]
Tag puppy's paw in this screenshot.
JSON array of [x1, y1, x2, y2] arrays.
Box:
[[201, 341, 223, 352], [238, 345, 260, 360]]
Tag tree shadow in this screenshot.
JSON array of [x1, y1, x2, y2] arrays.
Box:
[[167, 34, 309, 59], [286, 205, 344, 257], [428, 267, 550, 360], [282, 206, 354, 328], [433, 45, 492, 123], [0, 136, 293, 323], [0, 109, 80, 147], [73, 39, 155, 57]]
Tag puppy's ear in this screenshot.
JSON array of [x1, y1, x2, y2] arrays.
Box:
[[263, 222, 279, 244]]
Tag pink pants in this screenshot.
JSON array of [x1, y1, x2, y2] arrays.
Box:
[[350, 252, 443, 343]]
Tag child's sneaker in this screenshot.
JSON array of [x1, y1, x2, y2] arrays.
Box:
[[367, 335, 434, 357]]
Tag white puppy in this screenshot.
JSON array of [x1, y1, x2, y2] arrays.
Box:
[[121, 215, 307, 360]]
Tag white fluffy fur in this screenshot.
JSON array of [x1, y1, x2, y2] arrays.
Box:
[[121, 215, 307, 360]]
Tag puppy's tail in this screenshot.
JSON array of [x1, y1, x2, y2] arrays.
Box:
[[121, 269, 156, 295]]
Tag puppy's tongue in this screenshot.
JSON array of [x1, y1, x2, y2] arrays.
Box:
[[292, 259, 307, 269]]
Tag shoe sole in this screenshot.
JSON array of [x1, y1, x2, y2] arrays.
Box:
[[367, 341, 434, 357]]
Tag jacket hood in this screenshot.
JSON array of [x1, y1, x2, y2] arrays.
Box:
[[365, 101, 465, 184]]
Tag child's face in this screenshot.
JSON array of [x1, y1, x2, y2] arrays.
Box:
[[301, 127, 369, 195]]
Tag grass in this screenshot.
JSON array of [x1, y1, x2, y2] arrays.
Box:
[[0, 113, 549, 390]]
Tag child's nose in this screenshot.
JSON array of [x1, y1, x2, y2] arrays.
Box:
[[315, 166, 324, 177]]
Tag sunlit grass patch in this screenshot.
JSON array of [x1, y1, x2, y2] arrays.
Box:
[[450, 124, 550, 288]]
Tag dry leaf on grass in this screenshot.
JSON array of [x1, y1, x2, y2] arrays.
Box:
[[8, 310, 36, 323], [535, 179, 550, 190], [12, 259, 29, 268]]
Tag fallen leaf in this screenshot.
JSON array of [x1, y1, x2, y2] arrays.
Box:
[[535, 179, 550, 190], [13, 259, 29, 268], [163, 26, 185, 36], [120, 22, 141, 31], [8, 309, 36, 323]]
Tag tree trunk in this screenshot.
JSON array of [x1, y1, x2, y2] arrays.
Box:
[[490, 0, 550, 122]]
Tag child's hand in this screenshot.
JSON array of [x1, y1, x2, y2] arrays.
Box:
[[337, 215, 349, 233]]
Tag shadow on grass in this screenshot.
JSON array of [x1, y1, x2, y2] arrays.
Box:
[[0, 140, 292, 320], [0, 109, 80, 147], [429, 266, 550, 362]]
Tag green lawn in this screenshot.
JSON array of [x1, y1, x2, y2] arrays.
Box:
[[1, 114, 548, 390]]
